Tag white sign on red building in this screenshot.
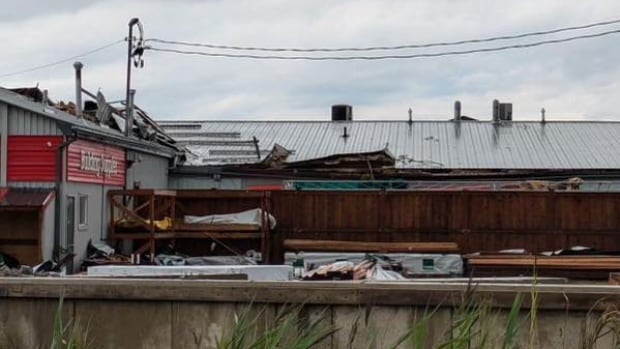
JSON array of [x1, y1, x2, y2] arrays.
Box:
[[67, 140, 126, 186]]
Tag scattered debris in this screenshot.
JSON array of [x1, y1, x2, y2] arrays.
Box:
[[302, 256, 405, 281], [82, 240, 131, 269]]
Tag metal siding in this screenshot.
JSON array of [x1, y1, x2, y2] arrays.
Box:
[[8, 182, 55, 189], [7, 136, 62, 182], [159, 120, 620, 169], [7, 106, 62, 136], [67, 140, 126, 186]]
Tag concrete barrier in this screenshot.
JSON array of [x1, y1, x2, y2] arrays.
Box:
[[0, 278, 619, 348]]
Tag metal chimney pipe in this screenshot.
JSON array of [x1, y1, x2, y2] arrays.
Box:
[[492, 99, 500, 123], [541, 108, 546, 123], [42, 89, 49, 105], [408, 107, 413, 125], [126, 89, 135, 137], [454, 100, 462, 121], [73, 61, 83, 117]]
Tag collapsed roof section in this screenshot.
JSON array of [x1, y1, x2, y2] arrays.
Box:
[[4, 86, 183, 159]]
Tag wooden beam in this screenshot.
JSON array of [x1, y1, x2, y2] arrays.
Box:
[[283, 239, 459, 253], [176, 190, 265, 199], [177, 232, 262, 239], [110, 232, 176, 240], [175, 223, 261, 232], [110, 197, 151, 231]]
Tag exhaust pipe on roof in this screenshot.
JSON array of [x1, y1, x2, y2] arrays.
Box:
[[454, 100, 462, 121], [492, 99, 500, 123], [73, 62, 83, 117]]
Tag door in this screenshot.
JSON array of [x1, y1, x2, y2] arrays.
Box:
[[65, 196, 75, 273]]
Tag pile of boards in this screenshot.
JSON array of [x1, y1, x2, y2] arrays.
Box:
[[465, 250, 620, 279]]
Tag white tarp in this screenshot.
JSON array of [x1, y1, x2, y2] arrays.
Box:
[[184, 208, 276, 229], [87, 265, 293, 281]]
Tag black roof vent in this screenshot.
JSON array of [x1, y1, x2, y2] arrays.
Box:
[[331, 104, 352, 121]]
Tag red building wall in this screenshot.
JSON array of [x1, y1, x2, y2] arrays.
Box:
[[7, 136, 62, 182], [67, 140, 126, 186]]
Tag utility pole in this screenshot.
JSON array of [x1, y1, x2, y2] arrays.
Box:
[[125, 18, 144, 137]]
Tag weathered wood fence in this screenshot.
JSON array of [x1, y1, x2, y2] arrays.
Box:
[[174, 190, 620, 262]]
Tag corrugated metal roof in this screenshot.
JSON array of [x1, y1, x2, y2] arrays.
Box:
[[0, 188, 53, 207], [158, 120, 620, 169]]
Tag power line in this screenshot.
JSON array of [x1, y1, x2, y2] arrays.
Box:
[[0, 39, 124, 79], [146, 28, 620, 61], [146, 17, 620, 52]]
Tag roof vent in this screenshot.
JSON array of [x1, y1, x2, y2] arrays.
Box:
[[492, 99, 512, 122], [331, 104, 352, 121]]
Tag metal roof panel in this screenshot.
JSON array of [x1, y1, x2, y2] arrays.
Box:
[[158, 120, 620, 169]]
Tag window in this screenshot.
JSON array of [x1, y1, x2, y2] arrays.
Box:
[[78, 195, 88, 228]]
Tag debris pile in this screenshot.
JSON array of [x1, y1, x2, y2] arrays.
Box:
[[302, 256, 405, 281], [81, 240, 131, 269]]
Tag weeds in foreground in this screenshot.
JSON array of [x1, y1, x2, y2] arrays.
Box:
[[580, 298, 620, 349], [215, 304, 338, 349], [50, 297, 96, 349]]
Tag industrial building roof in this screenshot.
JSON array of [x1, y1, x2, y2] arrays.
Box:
[[158, 120, 620, 170]]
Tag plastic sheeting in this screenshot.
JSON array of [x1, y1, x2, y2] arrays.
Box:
[[155, 254, 257, 266], [285, 252, 463, 277], [184, 208, 276, 229], [87, 265, 293, 281]]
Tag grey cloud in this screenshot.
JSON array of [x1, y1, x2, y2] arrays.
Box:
[[3, 0, 620, 121]]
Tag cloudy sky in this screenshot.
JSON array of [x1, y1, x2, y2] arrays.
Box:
[[2, 1, 620, 121]]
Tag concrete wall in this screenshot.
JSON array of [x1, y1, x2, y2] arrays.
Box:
[[126, 151, 169, 189], [0, 279, 618, 349]]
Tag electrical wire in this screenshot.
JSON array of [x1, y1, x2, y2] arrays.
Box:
[[146, 17, 620, 52], [0, 39, 124, 79], [146, 28, 620, 60]]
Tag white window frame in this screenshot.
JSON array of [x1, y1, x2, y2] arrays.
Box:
[[78, 194, 88, 230]]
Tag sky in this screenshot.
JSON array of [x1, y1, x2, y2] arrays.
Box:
[[2, 0, 620, 121]]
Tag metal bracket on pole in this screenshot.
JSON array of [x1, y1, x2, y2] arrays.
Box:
[[125, 17, 144, 137]]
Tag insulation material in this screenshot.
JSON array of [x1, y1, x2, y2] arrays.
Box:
[[184, 208, 276, 229], [87, 265, 293, 281], [286, 253, 463, 277]]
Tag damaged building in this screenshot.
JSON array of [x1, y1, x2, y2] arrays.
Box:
[[0, 85, 182, 270], [161, 104, 620, 191]]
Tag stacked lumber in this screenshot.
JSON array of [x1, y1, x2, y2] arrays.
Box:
[[467, 255, 620, 270], [465, 254, 620, 279], [283, 239, 459, 253]]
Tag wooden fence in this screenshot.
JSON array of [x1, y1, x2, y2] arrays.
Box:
[[174, 190, 620, 262]]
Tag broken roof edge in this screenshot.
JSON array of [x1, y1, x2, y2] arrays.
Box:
[[0, 88, 181, 159], [280, 148, 395, 169]]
